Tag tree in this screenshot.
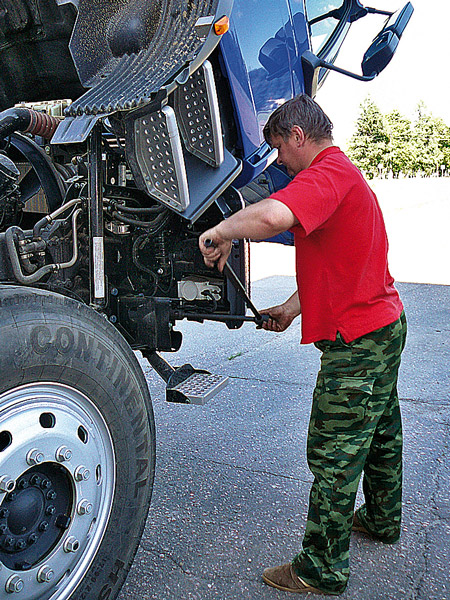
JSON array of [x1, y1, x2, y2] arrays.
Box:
[[410, 102, 443, 176], [432, 116, 450, 174], [347, 98, 389, 178], [385, 110, 414, 177], [348, 98, 450, 177]]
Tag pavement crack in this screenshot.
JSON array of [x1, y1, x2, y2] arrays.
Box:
[[400, 397, 449, 408], [164, 446, 311, 483], [228, 375, 301, 386], [142, 546, 192, 576], [411, 431, 449, 600], [202, 457, 311, 483], [140, 545, 255, 583]]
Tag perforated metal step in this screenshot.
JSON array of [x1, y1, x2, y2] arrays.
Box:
[[133, 105, 190, 211], [167, 370, 228, 405], [174, 60, 224, 167]]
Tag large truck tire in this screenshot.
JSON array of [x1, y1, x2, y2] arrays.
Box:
[[0, 286, 155, 600]]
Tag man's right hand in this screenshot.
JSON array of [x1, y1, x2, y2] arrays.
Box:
[[199, 227, 232, 272]]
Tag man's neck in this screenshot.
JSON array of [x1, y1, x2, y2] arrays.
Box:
[[303, 140, 334, 170]]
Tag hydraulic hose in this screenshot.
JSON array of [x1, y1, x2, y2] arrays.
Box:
[[32, 197, 81, 239], [6, 201, 83, 284], [5, 226, 56, 284], [0, 107, 60, 141], [111, 208, 170, 232]]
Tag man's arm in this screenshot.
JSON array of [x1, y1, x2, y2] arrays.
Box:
[[199, 197, 298, 271], [260, 291, 301, 332]]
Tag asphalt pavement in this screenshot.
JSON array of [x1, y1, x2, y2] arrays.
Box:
[[117, 276, 450, 600]]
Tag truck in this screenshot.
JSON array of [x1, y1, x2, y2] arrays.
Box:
[[0, 1, 413, 598]]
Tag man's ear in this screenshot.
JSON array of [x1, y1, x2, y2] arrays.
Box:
[[291, 125, 306, 147]]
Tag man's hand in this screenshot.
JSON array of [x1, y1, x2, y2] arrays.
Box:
[[260, 292, 301, 332], [199, 227, 232, 272], [199, 198, 298, 271]]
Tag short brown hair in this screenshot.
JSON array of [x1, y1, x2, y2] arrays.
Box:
[[263, 94, 333, 145]]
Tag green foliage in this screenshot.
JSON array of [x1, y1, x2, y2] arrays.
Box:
[[385, 109, 414, 177], [347, 97, 450, 177], [347, 98, 389, 179]]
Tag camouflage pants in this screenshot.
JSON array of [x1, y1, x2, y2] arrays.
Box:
[[292, 312, 407, 595]]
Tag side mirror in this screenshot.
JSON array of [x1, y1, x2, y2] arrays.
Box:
[[302, 2, 413, 96], [362, 2, 414, 77]]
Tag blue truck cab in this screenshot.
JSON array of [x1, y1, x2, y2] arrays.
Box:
[[0, 2, 412, 599]]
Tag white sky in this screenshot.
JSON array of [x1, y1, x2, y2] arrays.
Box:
[[316, 0, 449, 148]]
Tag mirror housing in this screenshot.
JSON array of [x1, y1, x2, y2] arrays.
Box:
[[301, 2, 413, 96], [362, 2, 414, 77]]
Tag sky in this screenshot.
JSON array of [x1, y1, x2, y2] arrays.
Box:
[[316, 0, 450, 148]]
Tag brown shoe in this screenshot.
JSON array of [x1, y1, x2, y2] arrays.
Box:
[[352, 511, 399, 544], [262, 563, 325, 594], [352, 511, 370, 535]]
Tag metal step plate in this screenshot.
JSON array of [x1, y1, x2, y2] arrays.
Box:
[[133, 105, 190, 211], [175, 60, 224, 168], [167, 371, 228, 405]]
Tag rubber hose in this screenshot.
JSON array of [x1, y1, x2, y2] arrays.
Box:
[[0, 108, 60, 141]]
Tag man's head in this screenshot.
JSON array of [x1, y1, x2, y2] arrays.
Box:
[[263, 94, 333, 145], [263, 95, 334, 176]]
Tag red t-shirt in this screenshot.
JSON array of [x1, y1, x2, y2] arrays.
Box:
[[271, 146, 403, 344]]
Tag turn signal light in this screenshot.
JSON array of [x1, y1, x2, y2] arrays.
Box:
[[214, 16, 230, 36]]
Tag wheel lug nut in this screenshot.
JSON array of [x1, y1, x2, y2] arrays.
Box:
[[0, 508, 10, 518], [30, 475, 41, 487], [55, 446, 72, 462], [4, 536, 14, 547], [26, 449, 44, 466], [38, 521, 49, 532], [0, 524, 7, 534], [5, 574, 24, 593], [63, 536, 80, 553], [74, 466, 90, 482], [0, 475, 16, 494], [37, 565, 54, 583], [77, 499, 93, 515], [45, 505, 56, 516], [46, 490, 57, 500], [28, 533, 38, 545], [40, 479, 51, 489], [17, 480, 28, 490], [15, 539, 26, 550]]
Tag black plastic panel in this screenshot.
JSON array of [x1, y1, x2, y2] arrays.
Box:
[[67, 0, 233, 116]]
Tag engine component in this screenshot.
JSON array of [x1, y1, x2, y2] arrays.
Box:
[[178, 276, 221, 302], [0, 108, 60, 141], [5, 199, 83, 284], [0, 155, 20, 195]]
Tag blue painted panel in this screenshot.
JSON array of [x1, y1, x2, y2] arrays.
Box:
[[221, 0, 305, 158], [220, 29, 260, 156], [287, 7, 311, 94]]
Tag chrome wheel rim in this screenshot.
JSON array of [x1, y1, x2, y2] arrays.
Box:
[[0, 383, 115, 599]]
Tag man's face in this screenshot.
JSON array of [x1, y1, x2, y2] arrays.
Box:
[[270, 132, 305, 177]]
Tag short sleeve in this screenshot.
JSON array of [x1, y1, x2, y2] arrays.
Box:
[[271, 168, 340, 236]]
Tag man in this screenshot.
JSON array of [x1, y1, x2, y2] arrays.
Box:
[[199, 94, 407, 595]]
